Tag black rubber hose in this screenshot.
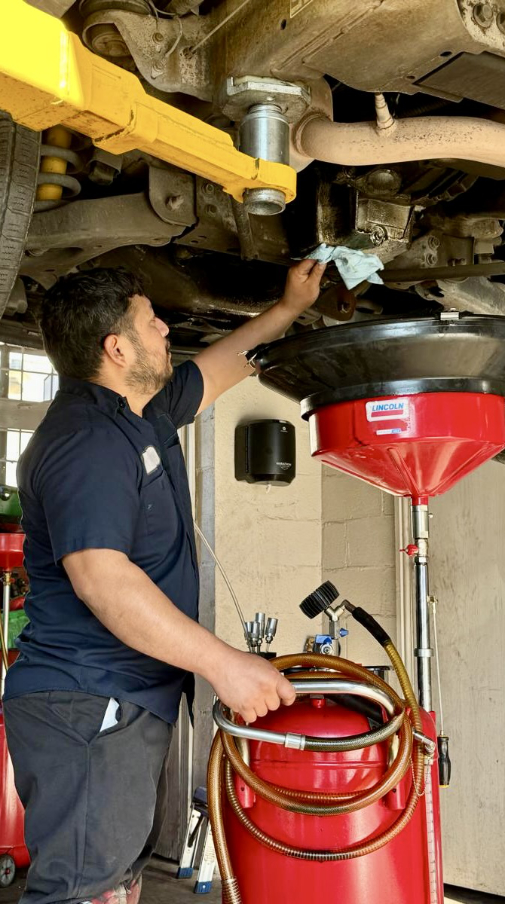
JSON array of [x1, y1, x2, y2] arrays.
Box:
[[346, 604, 390, 647], [332, 694, 383, 728]]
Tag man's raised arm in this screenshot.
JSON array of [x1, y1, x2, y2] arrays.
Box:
[[194, 259, 326, 414]]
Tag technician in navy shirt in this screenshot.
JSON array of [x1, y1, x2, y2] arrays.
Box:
[[4, 260, 325, 904]]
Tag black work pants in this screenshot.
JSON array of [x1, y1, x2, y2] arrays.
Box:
[[4, 692, 172, 904]]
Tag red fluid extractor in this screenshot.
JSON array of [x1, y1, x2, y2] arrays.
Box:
[[207, 315, 505, 904]]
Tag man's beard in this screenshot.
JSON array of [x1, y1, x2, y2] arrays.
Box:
[[125, 330, 173, 395]]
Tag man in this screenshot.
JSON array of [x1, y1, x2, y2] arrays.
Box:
[[3, 258, 325, 904]]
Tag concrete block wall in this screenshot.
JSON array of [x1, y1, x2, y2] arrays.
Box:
[[321, 466, 398, 665], [211, 376, 399, 661], [212, 376, 323, 656]]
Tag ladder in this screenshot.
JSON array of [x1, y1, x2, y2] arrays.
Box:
[[177, 786, 217, 895]]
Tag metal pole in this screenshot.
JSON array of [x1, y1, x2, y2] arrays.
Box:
[[395, 496, 416, 681], [1, 571, 11, 696], [411, 499, 433, 712]]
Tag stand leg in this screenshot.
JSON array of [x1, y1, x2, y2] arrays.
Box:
[[1, 572, 11, 697], [411, 500, 433, 711], [194, 822, 217, 895]]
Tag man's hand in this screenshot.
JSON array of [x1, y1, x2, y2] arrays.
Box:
[[279, 258, 327, 316], [212, 648, 296, 723]]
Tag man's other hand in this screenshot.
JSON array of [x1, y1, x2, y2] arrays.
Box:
[[280, 258, 327, 315], [213, 649, 296, 723]]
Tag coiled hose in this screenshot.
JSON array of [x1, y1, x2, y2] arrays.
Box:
[[208, 613, 425, 904]]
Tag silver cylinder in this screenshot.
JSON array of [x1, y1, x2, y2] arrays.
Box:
[[265, 616, 278, 643], [412, 503, 433, 712], [242, 188, 286, 216], [239, 104, 289, 164], [412, 504, 429, 540], [250, 622, 261, 647], [254, 612, 266, 640], [239, 104, 289, 216]]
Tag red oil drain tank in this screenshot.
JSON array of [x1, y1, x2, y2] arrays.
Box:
[[224, 697, 442, 904]]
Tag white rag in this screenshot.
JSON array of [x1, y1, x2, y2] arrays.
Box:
[[308, 243, 384, 290]]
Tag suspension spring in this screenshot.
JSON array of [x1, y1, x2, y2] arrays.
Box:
[[35, 126, 83, 212]]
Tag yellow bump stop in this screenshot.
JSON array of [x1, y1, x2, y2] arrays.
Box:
[[0, 0, 296, 205], [37, 125, 72, 202]]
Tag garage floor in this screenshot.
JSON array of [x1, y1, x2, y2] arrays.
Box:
[[1, 865, 503, 904], [0, 862, 221, 904]]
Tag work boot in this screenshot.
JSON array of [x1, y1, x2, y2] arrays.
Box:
[[82, 876, 142, 904]]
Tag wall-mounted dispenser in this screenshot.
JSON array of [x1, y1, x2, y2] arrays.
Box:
[[235, 419, 296, 485]]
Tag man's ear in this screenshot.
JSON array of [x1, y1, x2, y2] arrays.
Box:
[[103, 333, 127, 368]]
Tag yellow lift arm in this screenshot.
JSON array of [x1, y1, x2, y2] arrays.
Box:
[[0, 0, 296, 205]]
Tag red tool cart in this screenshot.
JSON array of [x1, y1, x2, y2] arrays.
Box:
[[0, 531, 29, 888]]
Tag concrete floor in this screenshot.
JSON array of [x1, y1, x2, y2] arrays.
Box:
[[2, 865, 503, 903], [0, 862, 221, 904]]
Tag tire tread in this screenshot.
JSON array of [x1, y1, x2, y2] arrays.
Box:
[[0, 112, 40, 318]]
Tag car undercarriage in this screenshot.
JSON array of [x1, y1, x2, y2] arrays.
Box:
[[3, 0, 505, 354]]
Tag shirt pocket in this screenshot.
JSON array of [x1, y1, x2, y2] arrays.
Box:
[[140, 470, 174, 536]]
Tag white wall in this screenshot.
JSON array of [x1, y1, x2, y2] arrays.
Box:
[[430, 462, 505, 896], [321, 466, 398, 665], [213, 376, 322, 656], [211, 376, 399, 661]]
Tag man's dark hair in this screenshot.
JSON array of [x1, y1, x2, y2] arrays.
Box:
[[40, 268, 146, 380]]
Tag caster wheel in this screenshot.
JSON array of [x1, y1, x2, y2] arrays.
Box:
[[0, 854, 16, 887]]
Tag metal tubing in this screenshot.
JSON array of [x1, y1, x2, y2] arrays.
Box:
[[290, 679, 395, 710], [412, 502, 433, 711], [213, 677, 397, 749], [295, 111, 505, 171], [1, 572, 11, 696]]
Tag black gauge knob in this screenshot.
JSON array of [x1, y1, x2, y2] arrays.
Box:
[[300, 581, 339, 619]]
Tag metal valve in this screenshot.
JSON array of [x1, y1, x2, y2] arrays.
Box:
[[254, 612, 266, 643], [245, 613, 278, 654], [265, 617, 278, 648], [400, 544, 419, 557]]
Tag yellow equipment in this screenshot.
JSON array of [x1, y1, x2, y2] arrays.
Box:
[[0, 0, 296, 205]]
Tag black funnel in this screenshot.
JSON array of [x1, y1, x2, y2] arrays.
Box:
[[251, 315, 505, 416]]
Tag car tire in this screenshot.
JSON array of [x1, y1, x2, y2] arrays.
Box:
[[0, 111, 40, 319]]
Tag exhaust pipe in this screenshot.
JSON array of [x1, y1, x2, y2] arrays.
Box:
[[293, 96, 505, 169]]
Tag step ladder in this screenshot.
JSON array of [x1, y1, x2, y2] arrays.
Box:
[[177, 786, 217, 895]]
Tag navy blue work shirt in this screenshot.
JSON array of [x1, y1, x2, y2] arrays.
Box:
[[4, 361, 204, 724]]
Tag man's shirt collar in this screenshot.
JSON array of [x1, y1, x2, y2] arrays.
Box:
[[58, 376, 129, 416]]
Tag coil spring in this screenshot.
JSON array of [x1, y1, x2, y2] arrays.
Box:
[[35, 126, 83, 212]]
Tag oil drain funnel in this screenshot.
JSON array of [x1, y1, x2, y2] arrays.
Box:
[[252, 314, 505, 497]]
